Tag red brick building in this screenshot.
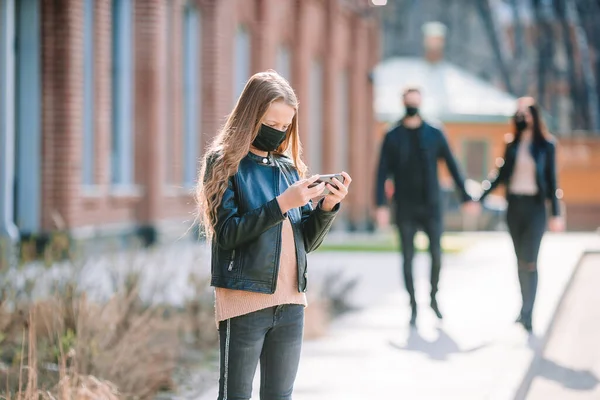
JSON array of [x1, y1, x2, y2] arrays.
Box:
[[0, 0, 380, 245]]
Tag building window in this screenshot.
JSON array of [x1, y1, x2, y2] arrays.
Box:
[[14, 0, 42, 234], [308, 60, 323, 173], [337, 70, 350, 172], [0, 0, 18, 238], [463, 139, 488, 181], [111, 0, 134, 186], [164, 0, 174, 186], [82, 0, 94, 186], [183, 5, 200, 188], [275, 45, 291, 81], [233, 25, 250, 102]]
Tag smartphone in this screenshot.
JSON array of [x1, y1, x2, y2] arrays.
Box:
[[308, 174, 345, 195]]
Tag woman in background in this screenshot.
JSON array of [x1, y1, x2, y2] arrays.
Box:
[[478, 97, 565, 333]]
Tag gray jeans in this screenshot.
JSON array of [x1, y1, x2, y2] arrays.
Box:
[[217, 304, 305, 400]]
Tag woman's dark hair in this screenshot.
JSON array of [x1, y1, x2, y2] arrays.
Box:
[[513, 98, 553, 148]]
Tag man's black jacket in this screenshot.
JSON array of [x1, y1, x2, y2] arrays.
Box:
[[375, 121, 472, 218]]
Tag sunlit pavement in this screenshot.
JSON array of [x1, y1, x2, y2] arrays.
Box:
[[525, 253, 600, 400], [198, 232, 599, 400]]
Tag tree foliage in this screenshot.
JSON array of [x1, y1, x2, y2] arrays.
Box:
[[381, 0, 600, 134]]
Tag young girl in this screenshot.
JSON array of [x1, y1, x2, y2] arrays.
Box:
[[479, 97, 564, 333], [196, 70, 351, 400]]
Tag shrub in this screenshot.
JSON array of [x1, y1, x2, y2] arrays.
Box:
[[0, 249, 183, 399], [304, 270, 359, 340]]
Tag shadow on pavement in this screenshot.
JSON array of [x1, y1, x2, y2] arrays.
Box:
[[527, 333, 542, 350], [535, 358, 599, 391], [388, 327, 489, 361]]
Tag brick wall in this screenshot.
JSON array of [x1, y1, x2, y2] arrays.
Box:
[[41, 0, 84, 231], [441, 121, 512, 185], [40, 0, 380, 236], [556, 138, 600, 230], [443, 123, 600, 230], [134, 0, 167, 225]]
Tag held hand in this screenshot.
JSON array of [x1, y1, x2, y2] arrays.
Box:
[[321, 171, 353, 211], [462, 201, 482, 217], [277, 175, 325, 214], [375, 207, 390, 230], [549, 216, 565, 232]]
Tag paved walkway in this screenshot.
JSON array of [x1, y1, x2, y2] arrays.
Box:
[[198, 232, 598, 400], [525, 253, 600, 400]]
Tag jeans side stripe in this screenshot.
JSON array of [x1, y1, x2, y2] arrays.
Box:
[[224, 318, 231, 400]]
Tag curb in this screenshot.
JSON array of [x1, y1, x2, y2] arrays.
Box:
[[512, 249, 600, 400]]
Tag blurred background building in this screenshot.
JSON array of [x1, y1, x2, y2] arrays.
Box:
[[1, 0, 600, 254], [378, 0, 600, 230], [0, 0, 380, 248]]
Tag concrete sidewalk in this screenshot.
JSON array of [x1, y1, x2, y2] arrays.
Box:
[[198, 233, 598, 400], [525, 252, 600, 400]]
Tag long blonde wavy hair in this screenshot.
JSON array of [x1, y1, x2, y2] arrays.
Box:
[[196, 70, 307, 239]]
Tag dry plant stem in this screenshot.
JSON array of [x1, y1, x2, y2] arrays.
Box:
[[104, 288, 139, 351], [4, 350, 10, 400], [58, 326, 68, 400], [17, 328, 25, 400], [25, 309, 37, 398]]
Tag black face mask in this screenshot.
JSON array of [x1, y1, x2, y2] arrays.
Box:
[[405, 106, 419, 117], [252, 124, 287, 152], [514, 114, 528, 131]]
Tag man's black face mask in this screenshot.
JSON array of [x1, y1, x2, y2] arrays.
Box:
[[405, 105, 419, 117]]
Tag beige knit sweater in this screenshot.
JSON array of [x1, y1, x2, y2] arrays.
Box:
[[214, 217, 307, 324], [509, 138, 538, 195]]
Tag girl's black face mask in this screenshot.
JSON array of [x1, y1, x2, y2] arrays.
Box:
[[514, 113, 528, 131], [252, 124, 287, 152]]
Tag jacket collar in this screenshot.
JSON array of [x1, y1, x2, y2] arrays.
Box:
[[246, 151, 273, 165]]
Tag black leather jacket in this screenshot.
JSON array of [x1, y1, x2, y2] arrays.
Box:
[[375, 122, 472, 218], [209, 152, 339, 294], [479, 139, 561, 216]]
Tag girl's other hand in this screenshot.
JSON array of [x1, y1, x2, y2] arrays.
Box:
[[548, 216, 565, 232], [321, 171, 352, 212]]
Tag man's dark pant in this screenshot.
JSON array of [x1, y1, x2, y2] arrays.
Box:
[[217, 304, 304, 400], [396, 208, 443, 306]]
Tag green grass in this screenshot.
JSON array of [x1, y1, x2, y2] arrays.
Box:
[[317, 232, 468, 254]]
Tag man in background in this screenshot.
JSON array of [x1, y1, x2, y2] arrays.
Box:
[[375, 86, 480, 326]]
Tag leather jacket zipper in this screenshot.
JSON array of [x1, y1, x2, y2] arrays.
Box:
[[271, 166, 283, 292], [228, 250, 235, 271]]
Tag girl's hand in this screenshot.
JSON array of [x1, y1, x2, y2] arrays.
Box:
[[277, 175, 325, 214], [321, 172, 352, 212], [549, 216, 565, 232]]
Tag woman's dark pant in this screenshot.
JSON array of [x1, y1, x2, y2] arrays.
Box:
[[217, 304, 304, 400], [506, 194, 547, 323]]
